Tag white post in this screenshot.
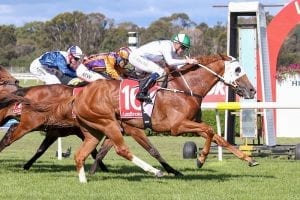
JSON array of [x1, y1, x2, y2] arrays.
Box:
[[57, 137, 62, 160], [215, 110, 223, 161]]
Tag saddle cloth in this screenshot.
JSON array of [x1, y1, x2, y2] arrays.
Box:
[[119, 79, 159, 119]]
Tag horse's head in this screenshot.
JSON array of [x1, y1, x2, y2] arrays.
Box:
[[223, 57, 256, 99], [0, 65, 20, 93]]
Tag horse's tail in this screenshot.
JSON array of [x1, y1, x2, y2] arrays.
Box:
[[0, 94, 30, 109]]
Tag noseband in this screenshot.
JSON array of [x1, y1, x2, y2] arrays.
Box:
[[0, 79, 19, 87]]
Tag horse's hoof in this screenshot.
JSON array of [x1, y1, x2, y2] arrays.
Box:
[[248, 159, 259, 167], [174, 171, 184, 176], [23, 165, 30, 170], [155, 170, 164, 178], [98, 162, 109, 172], [196, 159, 204, 168], [99, 166, 109, 172]]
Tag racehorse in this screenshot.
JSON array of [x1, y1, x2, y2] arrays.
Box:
[[68, 54, 258, 182], [0, 66, 186, 178], [0, 66, 108, 171], [0, 66, 172, 176]]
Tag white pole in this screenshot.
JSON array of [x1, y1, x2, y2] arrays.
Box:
[[215, 110, 223, 161], [57, 137, 62, 160], [202, 102, 300, 110]]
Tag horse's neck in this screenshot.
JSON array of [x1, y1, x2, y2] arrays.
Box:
[[171, 61, 224, 97]]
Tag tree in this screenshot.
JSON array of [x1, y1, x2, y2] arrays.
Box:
[[0, 25, 17, 66], [0, 11, 296, 72]]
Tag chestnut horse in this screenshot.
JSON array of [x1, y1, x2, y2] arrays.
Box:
[[0, 66, 108, 171], [68, 54, 258, 182], [0, 67, 168, 176], [0, 67, 186, 178]]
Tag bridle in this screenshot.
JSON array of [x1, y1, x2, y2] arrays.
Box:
[[0, 79, 20, 87], [159, 57, 243, 98], [196, 58, 242, 88]]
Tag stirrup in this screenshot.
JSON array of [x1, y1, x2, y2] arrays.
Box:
[[136, 92, 152, 103]]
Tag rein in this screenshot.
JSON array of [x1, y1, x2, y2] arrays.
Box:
[[158, 57, 239, 98], [0, 80, 17, 86], [0, 82, 17, 86], [160, 87, 204, 99], [197, 62, 238, 88], [161, 59, 227, 99]]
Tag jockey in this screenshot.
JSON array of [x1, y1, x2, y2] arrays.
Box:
[[128, 33, 198, 102], [30, 45, 85, 85], [30, 45, 117, 85], [82, 47, 131, 80]]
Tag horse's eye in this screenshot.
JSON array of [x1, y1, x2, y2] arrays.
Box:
[[235, 67, 241, 74]]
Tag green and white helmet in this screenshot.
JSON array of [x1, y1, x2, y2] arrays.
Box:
[[172, 33, 191, 49]]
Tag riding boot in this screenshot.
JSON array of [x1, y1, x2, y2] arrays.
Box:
[[136, 72, 159, 102]]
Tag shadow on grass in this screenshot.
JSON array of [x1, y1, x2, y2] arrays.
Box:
[[0, 158, 275, 183], [87, 164, 275, 182], [88, 164, 275, 182], [0, 158, 76, 172]]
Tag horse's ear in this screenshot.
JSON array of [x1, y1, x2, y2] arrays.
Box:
[[218, 53, 225, 59], [218, 53, 231, 61]]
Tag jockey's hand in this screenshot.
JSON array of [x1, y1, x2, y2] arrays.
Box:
[[54, 69, 63, 77], [185, 56, 198, 65], [46, 68, 64, 78], [67, 78, 84, 86]]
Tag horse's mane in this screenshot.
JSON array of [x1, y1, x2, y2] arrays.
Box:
[[195, 54, 229, 65], [169, 54, 229, 78]]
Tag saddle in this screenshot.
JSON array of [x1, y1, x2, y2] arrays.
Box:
[[138, 74, 168, 129]]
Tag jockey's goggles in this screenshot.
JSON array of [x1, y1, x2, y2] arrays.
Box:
[[180, 45, 188, 51], [72, 55, 81, 61]]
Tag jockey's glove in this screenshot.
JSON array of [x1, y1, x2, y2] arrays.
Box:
[[68, 78, 84, 86]]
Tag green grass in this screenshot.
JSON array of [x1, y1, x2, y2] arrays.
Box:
[[4, 79, 300, 199], [0, 133, 299, 200]]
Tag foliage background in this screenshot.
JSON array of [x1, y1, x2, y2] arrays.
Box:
[[0, 11, 299, 73]]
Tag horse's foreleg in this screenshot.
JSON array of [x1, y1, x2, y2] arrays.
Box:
[[75, 130, 109, 173], [196, 126, 214, 168], [74, 135, 99, 183], [0, 114, 46, 152], [23, 135, 57, 170], [211, 134, 258, 166], [171, 120, 214, 168], [0, 123, 30, 152], [89, 137, 113, 174]]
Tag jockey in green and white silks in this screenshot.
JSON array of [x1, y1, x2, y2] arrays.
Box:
[[128, 33, 198, 102]]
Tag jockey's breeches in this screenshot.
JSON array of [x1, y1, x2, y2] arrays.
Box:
[[129, 53, 164, 76], [29, 58, 61, 84]]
